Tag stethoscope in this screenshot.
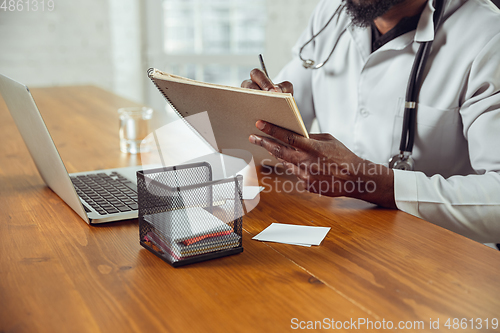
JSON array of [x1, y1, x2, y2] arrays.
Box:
[[299, 0, 445, 171]]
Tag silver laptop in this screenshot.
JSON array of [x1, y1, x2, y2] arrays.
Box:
[[0, 73, 149, 224]]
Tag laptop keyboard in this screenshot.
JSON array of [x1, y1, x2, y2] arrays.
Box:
[[70, 171, 138, 215]]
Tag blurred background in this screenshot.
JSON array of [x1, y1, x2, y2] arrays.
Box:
[[0, 0, 320, 114]]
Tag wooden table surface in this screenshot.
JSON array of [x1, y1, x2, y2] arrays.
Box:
[[1, 86, 499, 333]]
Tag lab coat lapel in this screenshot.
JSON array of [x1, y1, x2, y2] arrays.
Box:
[[347, 24, 371, 63]]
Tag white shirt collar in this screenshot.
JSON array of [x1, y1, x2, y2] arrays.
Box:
[[347, 0, 441, 57], [415, 0, 437, 42]]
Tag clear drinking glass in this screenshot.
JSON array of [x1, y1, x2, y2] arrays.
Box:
[[118, 107, 154, 154]]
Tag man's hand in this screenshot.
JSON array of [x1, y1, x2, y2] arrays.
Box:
[[249, 120, 397, 209], [241, 68, 294, 94]]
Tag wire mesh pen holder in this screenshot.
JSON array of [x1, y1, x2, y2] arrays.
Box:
[[137, 162, 244, 267]]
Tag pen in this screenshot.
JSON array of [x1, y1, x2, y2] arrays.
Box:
[[259, 54, 274, 85]]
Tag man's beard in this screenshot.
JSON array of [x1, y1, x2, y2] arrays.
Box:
[[343, 0, 407, 27]]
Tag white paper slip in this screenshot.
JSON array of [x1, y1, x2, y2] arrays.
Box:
[[279, 242, 311, 247], [243, 186, 265, 200], [214, 186, 264, 202], [252, 223, 330, 246]]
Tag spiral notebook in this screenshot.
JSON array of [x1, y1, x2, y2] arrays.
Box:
[[148, 68, 309, 164]]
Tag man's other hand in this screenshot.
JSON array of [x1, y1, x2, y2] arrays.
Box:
[[249, 120, 397, 209]]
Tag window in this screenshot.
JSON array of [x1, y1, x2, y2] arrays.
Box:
[[162, 0, 266, 86]]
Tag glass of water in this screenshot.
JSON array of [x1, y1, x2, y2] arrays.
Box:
[[118, 107, 154, 154]]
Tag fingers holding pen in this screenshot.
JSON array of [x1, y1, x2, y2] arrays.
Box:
[[276, 81, 294, 95], [242, 74, 294, 94], [241, 79, 261, 90], [250, 68, 280, 92]]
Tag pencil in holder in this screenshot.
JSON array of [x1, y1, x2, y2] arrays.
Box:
[[137, 162, 244, 267]]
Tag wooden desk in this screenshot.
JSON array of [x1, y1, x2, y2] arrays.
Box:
[[1, 86, 499, 332]]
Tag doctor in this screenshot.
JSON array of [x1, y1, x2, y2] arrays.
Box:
[[242, 0, 500, 244]]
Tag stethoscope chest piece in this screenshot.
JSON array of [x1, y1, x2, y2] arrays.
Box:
[[302, 59, 316, 69], [389, 154, 415, 171]]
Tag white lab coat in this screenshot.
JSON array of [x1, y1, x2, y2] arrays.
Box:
[[274, 0, 500, 243]]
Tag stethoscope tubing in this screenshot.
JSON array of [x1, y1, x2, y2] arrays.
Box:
[[400, 0, 445, 154], [298, 4, 347, 69]]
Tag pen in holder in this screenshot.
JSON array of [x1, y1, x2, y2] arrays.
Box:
[[137, 162, 244, 267]]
